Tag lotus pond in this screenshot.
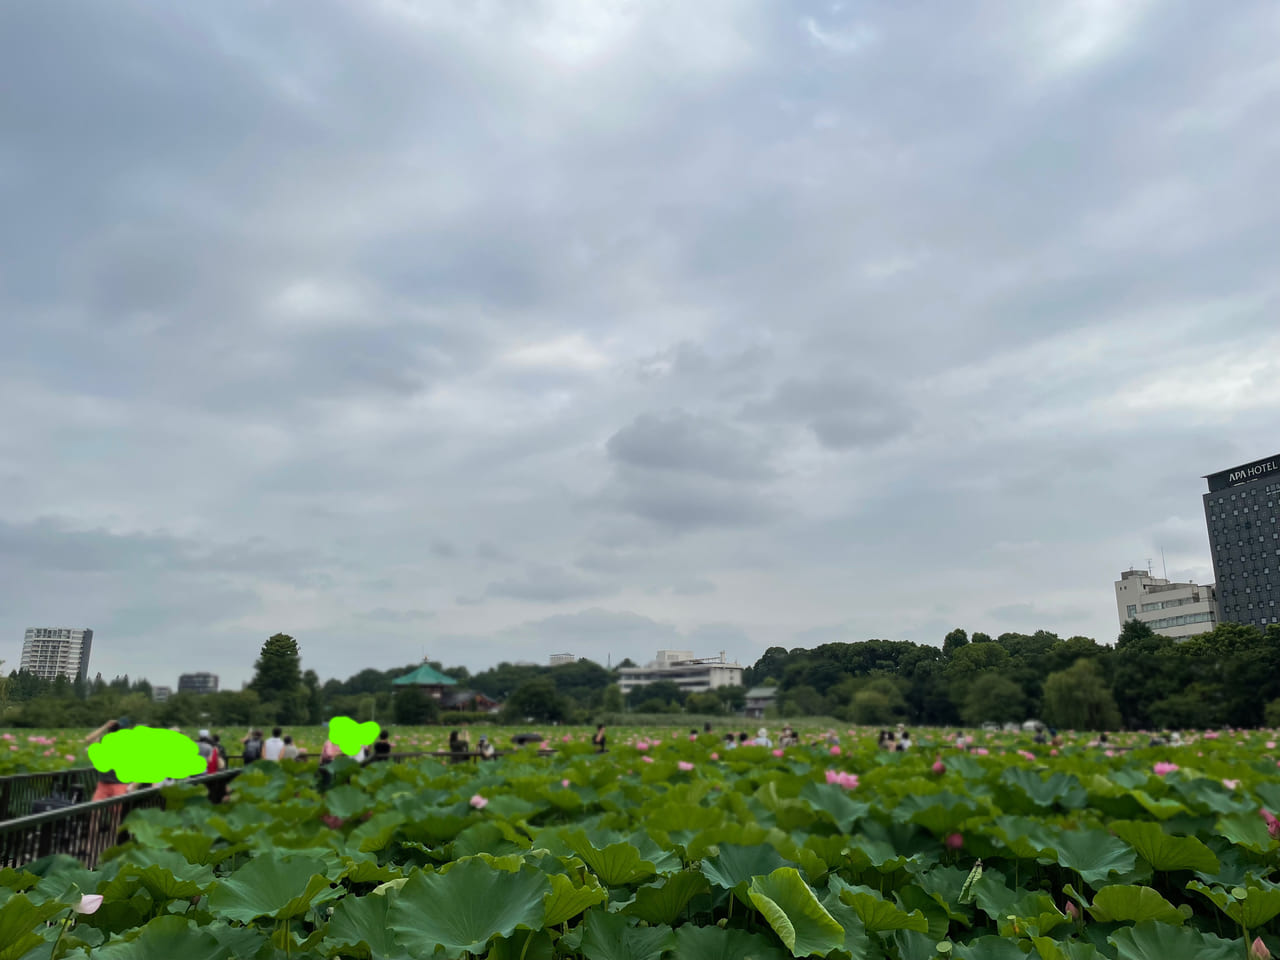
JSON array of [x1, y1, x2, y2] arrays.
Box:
[[5, 726, 1280, 959]]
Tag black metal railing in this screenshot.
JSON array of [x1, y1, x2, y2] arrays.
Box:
[[0, 748, 559, 868], [0, 767, 101, 822]]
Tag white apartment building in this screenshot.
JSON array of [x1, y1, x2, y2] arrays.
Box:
[[1114, 569, 1217, 640], [20, 627, 93, 682], [619, 650, 745, 695], [549, 653, 576, 666]]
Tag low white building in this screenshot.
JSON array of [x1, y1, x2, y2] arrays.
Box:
[[619, 650, 745, 695], [1114, 569, 1217, 640], [549, 653, 575, 666]]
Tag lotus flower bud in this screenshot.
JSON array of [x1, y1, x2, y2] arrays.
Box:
[[1251, 936, 1271, 960]]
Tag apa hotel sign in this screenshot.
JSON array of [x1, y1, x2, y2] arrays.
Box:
[[1206, 454, 1280, 492]]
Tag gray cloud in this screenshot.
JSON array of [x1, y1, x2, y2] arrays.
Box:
[[2, 2, 1277, 682], [484, 565, 617, 604], [607, 410, 775, 481]]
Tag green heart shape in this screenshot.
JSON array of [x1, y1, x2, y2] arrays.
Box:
[[330, 716, 381, 756]]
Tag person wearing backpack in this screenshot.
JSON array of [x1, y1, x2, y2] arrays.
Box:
[[241, 729, 264, 764]]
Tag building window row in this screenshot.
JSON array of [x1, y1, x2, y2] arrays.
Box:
[[1144, 611, 1215, 630]]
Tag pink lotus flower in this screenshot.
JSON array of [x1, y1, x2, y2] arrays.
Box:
[[1019, 750, 1036, 762], [1153, 762, 1179, 776], [469, 794, 488, 810], [689, 735, 697, 741], [1223, 779, 1241, 790], [1104, 749, 1115, 757], [1204, 731, 1220, 740], [1269, 741, 1277, 750], [1252, 936, 1272, 960], [561, 779, 571, 787], [65, 754, 76, 762], [678, 761, 695, 771], [642, 756, 655, 763], [636, 741, 649, 752], [1049, 749, 1059, 756], [945, 833, 963, 850], [1065, 901, 1080, 921], [772, 749, 784, 758], [824, 770, 859, 790], [710, 752, 719, 760], [75, 894, 104, 915], [562, 735, 572, 742], [829, 746, 841, 756], [321, 814, 345, 829], [972, 747, 989, 756], [1261, 809, 1280, 840], [932, 757, 945, 775]]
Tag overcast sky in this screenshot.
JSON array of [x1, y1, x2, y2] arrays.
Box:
[[2, 2, 1278, 689]]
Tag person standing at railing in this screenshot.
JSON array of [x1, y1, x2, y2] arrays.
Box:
[[262, 727, 285, 762], [85, 718, 133, 801]]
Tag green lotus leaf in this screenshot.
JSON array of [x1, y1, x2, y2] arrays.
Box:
[[621, 870, 709, 926], [1048, 828, 1138, 886], [1001, 769, 1087, 809], [1214, 813, 1274, 853], [892, 792, 980, 836], [829, 879, 929, 934], [129, 863, 207, 902], [951, 937, 1030, 960], [748, 867, 846, 957], [1130, 790, 1188, 820], [895, 885, 953, 941], [543, 872, 607, 927], [451, 820, 530, 859], [0, 893, 64, 960], [1107, 921, 1238, 960], [324, 785, 372, 820], [641, 804, 726, 836], [327, 886, 407, 959], [799, 782, 871, 833], [348, 810, 408, 853], [387, 858, 549, 958], [577, 908, 676, 960], [818, 892, 874, 960], [700, 844, 795, 899], [85, 916, 233, 960], [1188, 880, 1280, 928], [990, 815, 1058, 858], [487, 929, 556, 960], [1110, 821, 1220, 874], [565, 830, 658, 887], [0, 868, 38, 893], [915, 866, 975, 923], [803, 834, 851, 871], [669, 924, 792, 960], [1088, 884, 1184, 925], [206, 853, 334, 922], [1030, 936, 1102, 960]]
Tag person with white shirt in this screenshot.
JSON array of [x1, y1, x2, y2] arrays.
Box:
[[753, 727, 773, 748], [262, 727, 286, 761]]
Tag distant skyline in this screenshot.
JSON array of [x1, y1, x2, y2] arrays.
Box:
[[3, 3, 1278, 688]]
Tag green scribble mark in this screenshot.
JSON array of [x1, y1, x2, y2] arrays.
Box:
[[87, 727, 207, 784], [330, 716, 381, 756]]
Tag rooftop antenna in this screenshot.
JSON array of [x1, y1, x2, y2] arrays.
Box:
[[1147, 558, 1153, 576], [1161, 547, 1167, 580]]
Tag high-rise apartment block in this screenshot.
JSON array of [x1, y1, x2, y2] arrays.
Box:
[[1203, 453, 1280, 631], [177, 672, 219, 695], [20, 627, 93, 682], [1114, 570, 1217, 639]]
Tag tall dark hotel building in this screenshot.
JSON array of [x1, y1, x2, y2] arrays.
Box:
[[1203, 453, 1280, 630]]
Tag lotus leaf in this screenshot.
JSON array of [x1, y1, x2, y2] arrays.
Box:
[[84, 916, 235, 960], [669, 924, 791, 960], [622, 870, 709, 925], [1107, 920, 1238, 960], [1109, 821, 1220, 874], [327, 890, 406, 959], [543, 871, 608, 926], [748, 867, 846, 957], [387, 857, 549, 958], [1088, 884, 1185, 925], [576, 908, 676, 960], [1047, 828, 1138, 886]]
